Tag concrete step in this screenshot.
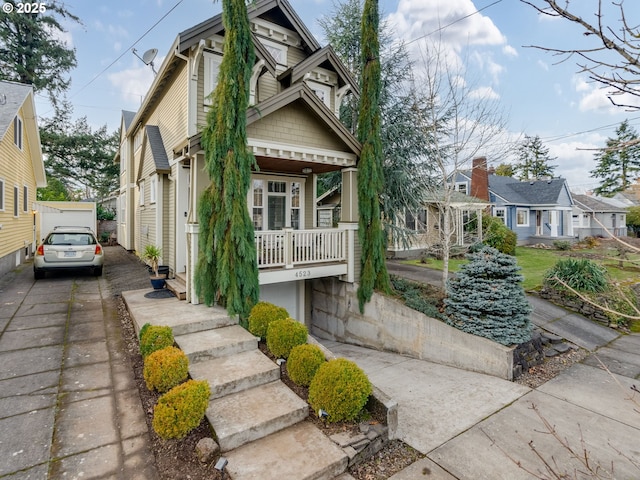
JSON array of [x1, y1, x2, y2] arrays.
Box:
[[165, 278, 186, 300], [189, 349, 280, 400], [224, 421, 348, 480], [165, 305, 236, 336], [175, 325, 257, 364], [209, 380, 309, 451]]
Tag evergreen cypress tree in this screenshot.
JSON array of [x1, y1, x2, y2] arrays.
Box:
[[195, 0, 259, 319], [357, 0, 391, 312], [444, 245, 532, 346]]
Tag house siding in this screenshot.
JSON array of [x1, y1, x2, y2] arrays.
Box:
[[247, 104, 348, 151]]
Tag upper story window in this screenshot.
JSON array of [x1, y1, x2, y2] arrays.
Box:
[[14, 116, 23, 150], [134, 129, 143, 151], [307, 81, 331, 109], [203, 51, 222, 106], [257, 37, 288, 68], [455, 182, 468, 195]]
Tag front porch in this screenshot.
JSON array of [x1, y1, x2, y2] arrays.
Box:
[[185, 223, 356, 304]]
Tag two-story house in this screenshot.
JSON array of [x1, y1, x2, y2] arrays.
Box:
[[0, 81, 46, 277], [116, 0, 361, 322]]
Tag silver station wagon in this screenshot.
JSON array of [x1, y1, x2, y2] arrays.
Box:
[[34, 226, 104, 279]]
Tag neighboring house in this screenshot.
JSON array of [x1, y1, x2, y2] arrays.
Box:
[[0, 81, 46, 277], [116, 0, 361, 322], [388, 190, 490, 258], [572, 193, 628, 239], [455, 167, 574, 244]]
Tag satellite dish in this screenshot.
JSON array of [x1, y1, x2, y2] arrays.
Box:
[[132, 48, 158, 76], [142, 48, 158, 65]]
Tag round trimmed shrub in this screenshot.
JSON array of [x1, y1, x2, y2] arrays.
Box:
[[482, 214, 517, 256], [140, 325, 174, 358], [308, 358, 372, 423], [139, 322, 151, 341], [287, 344, 325, 386], [266, 318, 307, 359], [248, 301, 289, 339], [152, 379, 210, 440], [143, 346, 189, 393]]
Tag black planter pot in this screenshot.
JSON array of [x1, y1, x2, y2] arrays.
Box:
[[147, 265, 170, 278], [150, 277, 166, 290]]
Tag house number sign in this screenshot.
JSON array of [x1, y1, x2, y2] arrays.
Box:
[[294, 270, 311, 278]]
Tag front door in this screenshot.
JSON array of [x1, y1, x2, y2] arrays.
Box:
[[268, 196, 286, 230]]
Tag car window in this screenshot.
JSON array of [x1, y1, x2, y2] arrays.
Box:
[[46, 233, 96, 245]]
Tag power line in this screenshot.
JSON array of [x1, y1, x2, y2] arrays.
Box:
[[406, 0, 503, 46], [69, 0, 184, 99]]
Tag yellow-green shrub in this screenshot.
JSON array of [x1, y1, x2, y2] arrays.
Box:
[[152, 380, 210, 440], [248, 302, 289, 339], [143, 346, 189, 393], [308, 358, 372, 423], [140, 325, 174, 358], [287, 344, 325, 387], [266, 318, 307, 359]]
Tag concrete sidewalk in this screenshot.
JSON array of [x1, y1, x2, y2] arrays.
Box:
[[0, 250, 157, 479]]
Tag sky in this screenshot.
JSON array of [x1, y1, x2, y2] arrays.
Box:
[[30, 0, 640, 191]]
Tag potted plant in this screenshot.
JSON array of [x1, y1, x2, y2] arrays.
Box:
[[140, 245, 165, 289]]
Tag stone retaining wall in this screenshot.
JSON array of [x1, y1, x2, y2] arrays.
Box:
[[310, 277, 516, 380], [537, 287, 611, 325]]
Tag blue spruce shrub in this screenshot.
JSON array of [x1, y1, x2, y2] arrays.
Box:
[[444, 245, 532, 345]]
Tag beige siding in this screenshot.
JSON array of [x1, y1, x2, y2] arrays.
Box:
[[287, 46, 306, 67], [304, 175, 314, 229], [247, 104, 348, 151], [196, 59, 207, 130], [257, 74, 278, 103], [0, 106, 40, 260]]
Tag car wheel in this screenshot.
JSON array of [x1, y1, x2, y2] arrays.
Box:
[[34, 269, 45, 280], [94, 266, 103, 276]]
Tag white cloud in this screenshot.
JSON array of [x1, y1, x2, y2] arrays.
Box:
[[548, 138, 603, 188], [107, 59, 159, 105], [469, 86, 500, 100], [537, 60, 549, 71], [502, 45, 518, 58]]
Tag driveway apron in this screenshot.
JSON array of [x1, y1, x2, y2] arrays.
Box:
[[0, 252, 157, 479]]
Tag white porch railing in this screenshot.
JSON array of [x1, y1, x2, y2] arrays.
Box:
[[255, 228, 346, 269]]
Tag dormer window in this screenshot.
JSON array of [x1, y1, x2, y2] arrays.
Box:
[[307, 80, 331, 109]]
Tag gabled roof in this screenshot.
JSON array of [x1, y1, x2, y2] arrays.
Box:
[[122, 110, 136, 131], [573, 194, 627, 213], [278, 45, 359, 96], [0, 80, 46, 187], [489, 175, 570, 206], [178, 0, 320, 54], [138, 126, 170, 181], [246, 82, 361, 155], [424, 189, 490, 207]]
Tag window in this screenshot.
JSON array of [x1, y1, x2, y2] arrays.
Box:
[[14, 116, 23, 150], [516, 208, 529, 227], [249, 177, 303, 231], [405, 210, 427, 232], [291, 182, 300, 229], [257, 37, 288, 67], [307, 80, 331, 109], [139, 181, 145, 206], [23, 185, 28, 212], [0, 179, 4, 211], [455, 182, 468, 195], [252, 179, 264, 230], [150, 176, 157, 204], [203, 51, 223, 106], [13, 185, 19, 217], [494, 207, 506, 224]]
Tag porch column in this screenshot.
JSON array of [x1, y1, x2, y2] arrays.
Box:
[[338, 222, 358, 283], [185, 223, 200, 305], [340, 167, 358, 222]]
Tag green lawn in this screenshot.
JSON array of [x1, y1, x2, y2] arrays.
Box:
[[402, 244, 640, 291]]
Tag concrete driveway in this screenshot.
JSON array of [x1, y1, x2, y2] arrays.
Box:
[[0, 248, 157, 479]]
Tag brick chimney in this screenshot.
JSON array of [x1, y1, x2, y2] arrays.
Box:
[[470, 157, 489, 201]]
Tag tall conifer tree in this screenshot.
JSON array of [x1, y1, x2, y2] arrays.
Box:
[[195, 0, 259, 319], [357, 0, 391, 311]]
